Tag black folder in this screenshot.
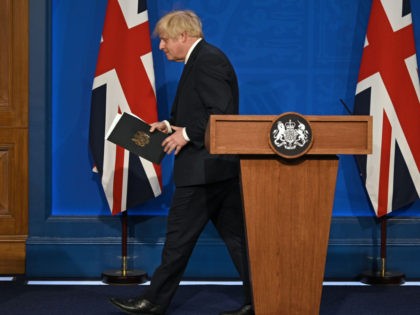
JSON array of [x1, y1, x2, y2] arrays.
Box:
[[106, 112, 168, 164]]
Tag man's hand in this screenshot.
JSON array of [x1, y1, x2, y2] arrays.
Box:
[[162, 126, 188, 155], [149, 121, 170, 134]]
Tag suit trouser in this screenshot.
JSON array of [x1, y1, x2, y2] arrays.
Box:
[[143, 177, 252, 310]]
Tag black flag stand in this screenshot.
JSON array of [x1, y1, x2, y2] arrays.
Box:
[[360, 215, 405, 285], [102, 211, 148, 285]]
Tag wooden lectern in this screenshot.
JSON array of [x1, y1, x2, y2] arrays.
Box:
[[205, 114, 372, 315]]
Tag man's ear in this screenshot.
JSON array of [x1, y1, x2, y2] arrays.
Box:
[[179, 32, 188, 42]]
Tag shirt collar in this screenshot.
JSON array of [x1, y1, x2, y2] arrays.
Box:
[[185, 38, 202, 64]]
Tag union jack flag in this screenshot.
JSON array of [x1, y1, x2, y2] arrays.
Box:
[[354, 0, 420, 217], [89, 0, 162, 215]]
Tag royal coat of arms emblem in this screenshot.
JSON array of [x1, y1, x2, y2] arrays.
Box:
[[269, 112, 313, 159]]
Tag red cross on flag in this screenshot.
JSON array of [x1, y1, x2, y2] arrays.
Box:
[[89, 0, 162, 215], [354, 0, 420, 217]]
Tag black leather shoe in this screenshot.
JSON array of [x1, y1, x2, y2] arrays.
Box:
[[109, 297, 165, 314], [219, 304, 254, 315]]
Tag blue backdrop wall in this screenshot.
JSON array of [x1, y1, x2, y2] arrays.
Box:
[[28, 0, 420, 279]]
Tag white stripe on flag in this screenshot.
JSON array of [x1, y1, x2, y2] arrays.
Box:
[[141, 52, 156, 96], [139, 157, 162, 197]]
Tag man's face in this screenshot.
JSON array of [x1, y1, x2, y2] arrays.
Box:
[[159, 34, 186, 62]]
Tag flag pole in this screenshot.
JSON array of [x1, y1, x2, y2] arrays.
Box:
[[102, 211, 148, 285], [359, 215, 405, 285]]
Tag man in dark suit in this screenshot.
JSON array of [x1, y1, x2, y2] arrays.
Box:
[[110, 10, 253, 315]]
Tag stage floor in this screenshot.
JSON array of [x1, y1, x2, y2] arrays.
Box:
[[1, 278, 420, 314]]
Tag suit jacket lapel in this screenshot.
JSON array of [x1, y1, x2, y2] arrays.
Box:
[[177, 40, 204, 91], [177, 62, 193, 93], [171, 40, 205, 117]]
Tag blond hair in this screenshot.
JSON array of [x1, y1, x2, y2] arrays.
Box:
[[154, 10, 204, 39]]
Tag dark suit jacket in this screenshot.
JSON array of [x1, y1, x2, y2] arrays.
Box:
[[168, 40, 240, 187]]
